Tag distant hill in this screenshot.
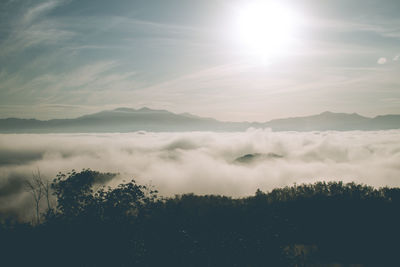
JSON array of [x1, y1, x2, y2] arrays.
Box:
[[234, 153, 284, 164], [262, 111, 400, 131], [0, 108, 399, 133], [262, 111, 371, 131], [0, 107, 247, 133]]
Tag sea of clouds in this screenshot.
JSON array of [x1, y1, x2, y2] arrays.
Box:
[[1, 129, 400, 219]]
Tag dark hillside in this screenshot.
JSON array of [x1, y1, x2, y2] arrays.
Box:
[[1, 170, 399, 266]]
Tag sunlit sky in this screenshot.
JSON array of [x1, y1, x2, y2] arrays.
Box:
[[1, 0, 400, 121]]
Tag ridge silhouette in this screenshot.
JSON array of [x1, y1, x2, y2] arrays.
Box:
[[1, 169, 399, 266]]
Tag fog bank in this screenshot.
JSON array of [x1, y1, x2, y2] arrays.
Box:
[[1, 130, 400, 217]]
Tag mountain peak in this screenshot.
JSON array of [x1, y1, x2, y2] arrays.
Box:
[[114, 107, 136, 112], [319, 111, 363, 117], [1, 108, 400, 133], [113, 107, 160, 113]]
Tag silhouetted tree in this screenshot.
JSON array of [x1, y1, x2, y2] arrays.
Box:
[[24, 170, 44, 224], [2, 169, 400, 267]]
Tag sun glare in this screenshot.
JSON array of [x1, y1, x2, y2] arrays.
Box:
[[235, 1, 300, 59]]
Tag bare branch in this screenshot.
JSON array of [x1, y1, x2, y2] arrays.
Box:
[[24, 169, 45, 225]]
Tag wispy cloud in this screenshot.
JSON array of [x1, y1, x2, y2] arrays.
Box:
[[0, 61, 141, 106], [308, 15, 400, 39], [22, 0, 64, 25], [0, 0, 73, 57], [125, 60, 400, 121], [1, 0, 400, 120]]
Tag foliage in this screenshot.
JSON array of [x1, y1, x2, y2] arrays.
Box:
[[1, 170, 400, 267]]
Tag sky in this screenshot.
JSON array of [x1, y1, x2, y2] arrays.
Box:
[[1, 0, 400, 121]]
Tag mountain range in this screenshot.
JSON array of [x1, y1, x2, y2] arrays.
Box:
[[0, 107, 399, 133]]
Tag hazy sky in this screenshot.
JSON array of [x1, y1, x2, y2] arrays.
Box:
[[1, 0, 400, 121]]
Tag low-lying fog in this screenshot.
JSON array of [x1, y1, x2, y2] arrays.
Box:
[[1, 129, 400, 218]]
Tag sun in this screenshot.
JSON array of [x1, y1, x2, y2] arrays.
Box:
[[234, 1, 300, 59]]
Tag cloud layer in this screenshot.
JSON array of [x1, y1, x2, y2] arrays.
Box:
[[1, 130, 400, 219]]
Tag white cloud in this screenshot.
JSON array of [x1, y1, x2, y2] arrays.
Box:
[[393, 55, 400, 61], [377, 57, 387, 65], [1, 130, 400, 199]]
